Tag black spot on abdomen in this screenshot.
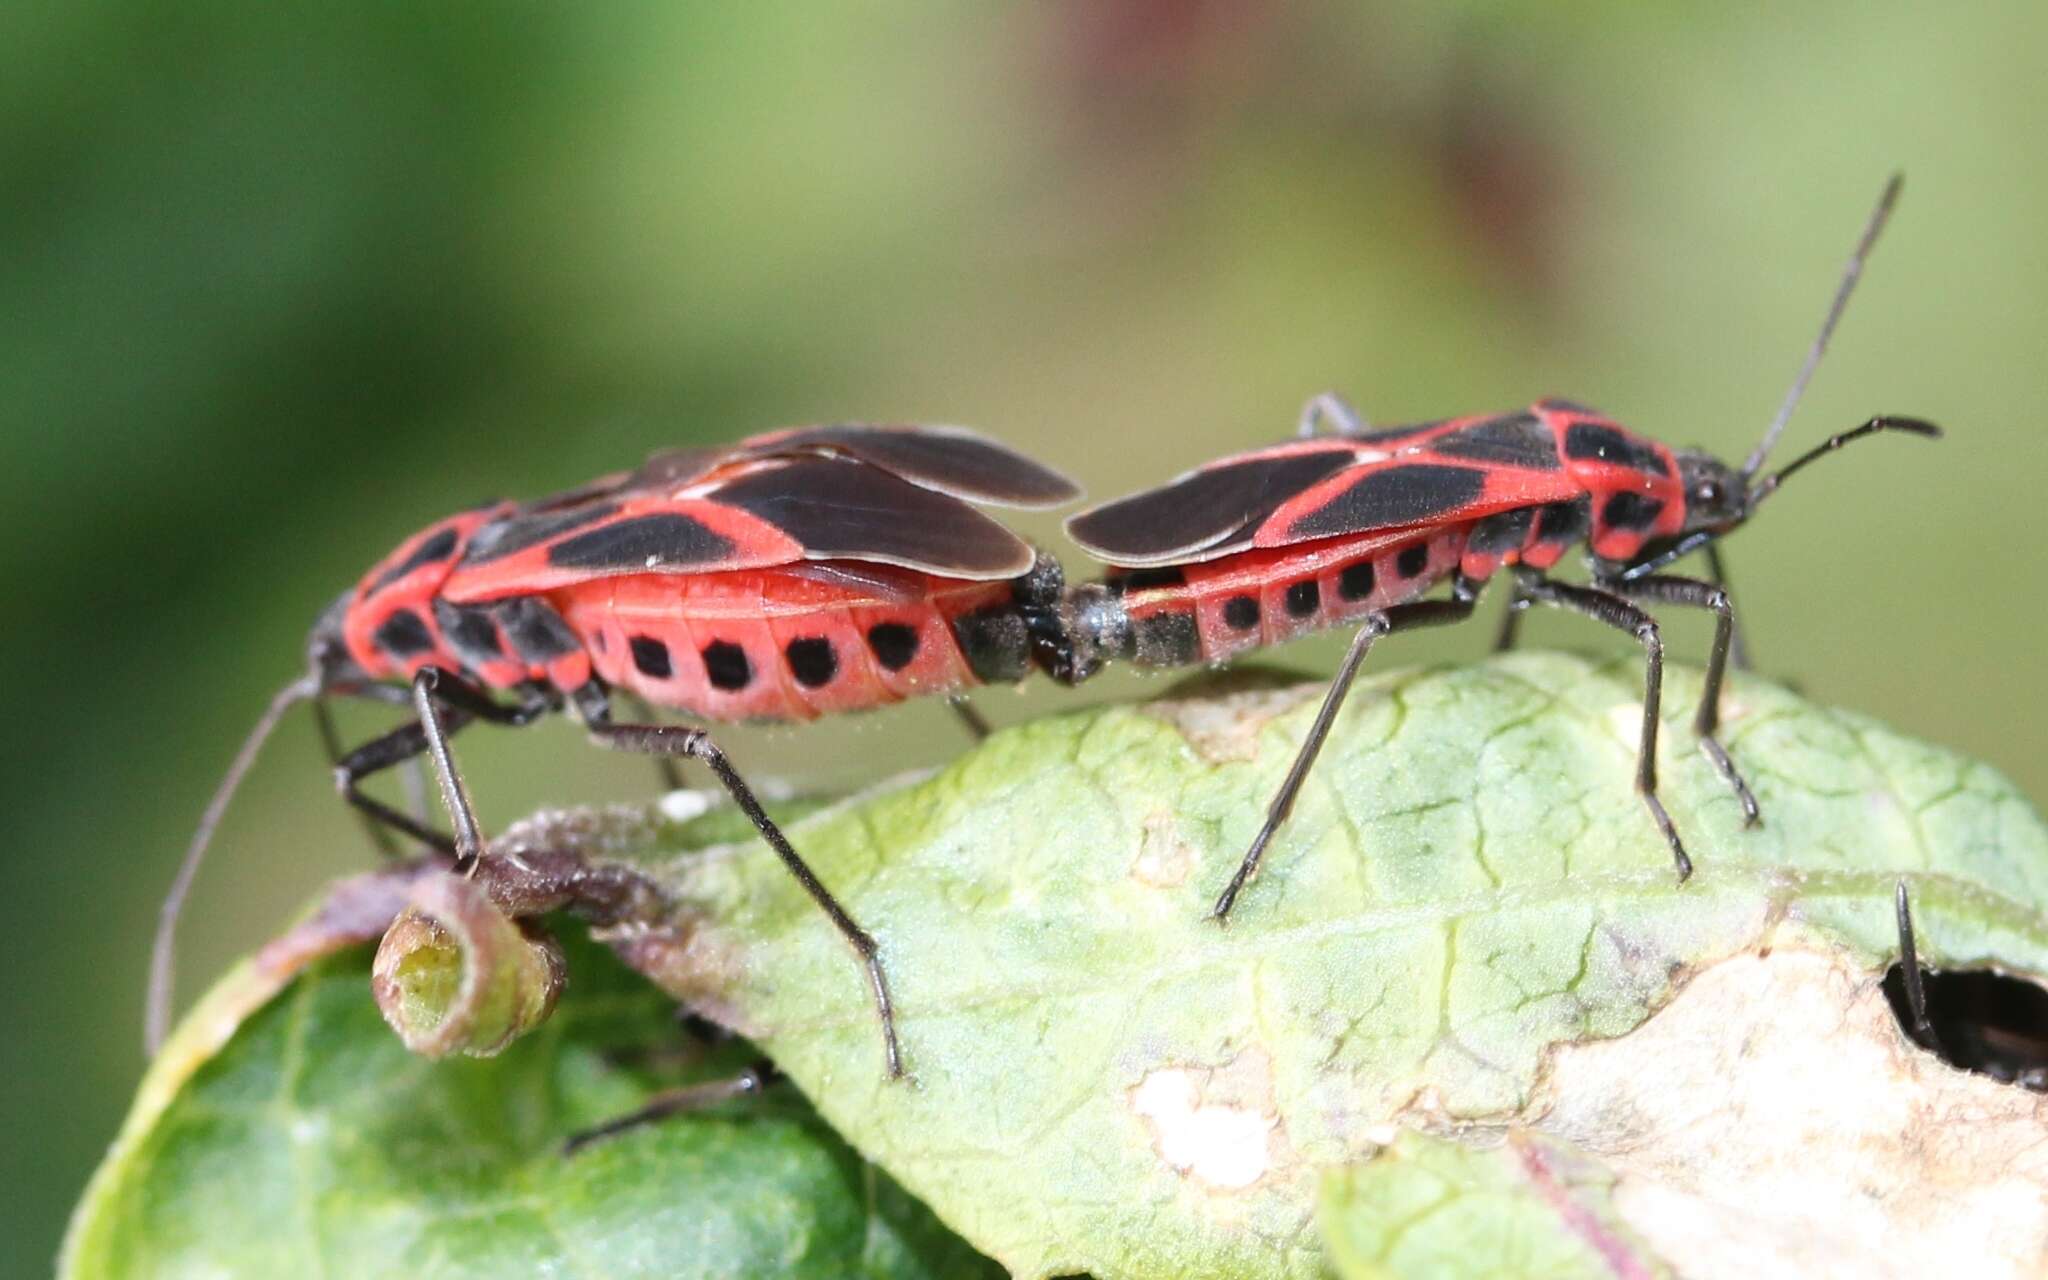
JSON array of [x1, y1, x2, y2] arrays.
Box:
[[1284, 580, 1320, 618], [951, 606, 1030, 684], [785, 637, 838, 688], [1222, 594, 1260, 631], [867, 622, 920, 671], [1133, 610, 1199, 667], [1338, 561, 1376, 601], [630, 635, 673, 679], [702, 641, 752, 691], [1396, 544, 1429, 578]]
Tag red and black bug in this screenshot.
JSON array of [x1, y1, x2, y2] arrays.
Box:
[[150, 424, 1081, 1074], [1060, 175, 1941, 921]]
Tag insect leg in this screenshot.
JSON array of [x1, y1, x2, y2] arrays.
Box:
[[1895, 878, 1940, 1049], [313, 696, 403, 859], [334, 673, 554, 862], [1212, 577, 1484, 922], [1510, 569, 1691, 880], [1701, 543, 1753, 671], [616, 689, 685, 791], [1493, 575, 1530, 652], [947, 695, 993, 741], [562, 1065, 770, 1156], [1598, 572, 1760, 826], [582, 696, 903, 1079], [334, 716, 461, 855], [411, 668, 501, 873], [1297, 391, 1366, 437]]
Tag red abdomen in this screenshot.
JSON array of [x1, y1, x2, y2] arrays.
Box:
[[554, 567, 1013, 722], [1115, 527, 1470, 667]]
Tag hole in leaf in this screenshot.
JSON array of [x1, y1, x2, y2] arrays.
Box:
[[1883, 963, 2048, 1090]]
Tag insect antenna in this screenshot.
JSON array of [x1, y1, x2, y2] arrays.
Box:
[[1740, 172, 1904, 480], [1748, 413, 1941, 505], [146, 673, 319, 1055]]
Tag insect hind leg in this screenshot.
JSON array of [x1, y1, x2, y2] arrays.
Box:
[[1212, 576, 1484, 922], [579, 690, 903, 1080]]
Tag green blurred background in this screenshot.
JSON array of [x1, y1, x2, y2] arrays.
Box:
[[7, 1, 2044, 1270]]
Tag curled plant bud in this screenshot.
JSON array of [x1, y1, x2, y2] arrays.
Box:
[[371, 872, 564, 1058]]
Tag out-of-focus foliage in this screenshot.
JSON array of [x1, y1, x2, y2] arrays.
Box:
[[8, 1, 2047, 1270]]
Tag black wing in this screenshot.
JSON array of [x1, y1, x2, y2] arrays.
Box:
[[708, 455, 1037, 578], [1064, 448, 1355, 566]]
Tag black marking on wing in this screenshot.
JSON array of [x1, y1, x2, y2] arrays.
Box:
[[1286, 464, 1489, 539], [1430, 413, 1560, 470], [1565, 424, 1671, 478], [371, 526, 461, 593], [711, 456, 1032, 578], [461, 503, 622, 567], [1066, 450, 1354, 564], [546, 513, 738, 573], [763, 426, 1080, 508]]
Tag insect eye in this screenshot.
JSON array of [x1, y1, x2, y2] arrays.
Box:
[[1695, 481, 1723, 506]]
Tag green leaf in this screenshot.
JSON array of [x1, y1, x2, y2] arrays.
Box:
[[75, 652, 2048, 1278], [583, 652, 2048, 1278], [62, 924, 1000, 1280], [1319, 1130, 1672, 1280]]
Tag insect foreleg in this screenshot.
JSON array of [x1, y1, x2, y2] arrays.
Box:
[[581, 693, 903, 1080], [1509, 569, 1692, 880], [1596, 571, 1760, 826], [1700, 543, 1752, 671], [1212, 575, 1484, 923]]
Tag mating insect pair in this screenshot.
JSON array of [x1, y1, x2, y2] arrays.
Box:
[[152, 176, 1938, 1079]]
